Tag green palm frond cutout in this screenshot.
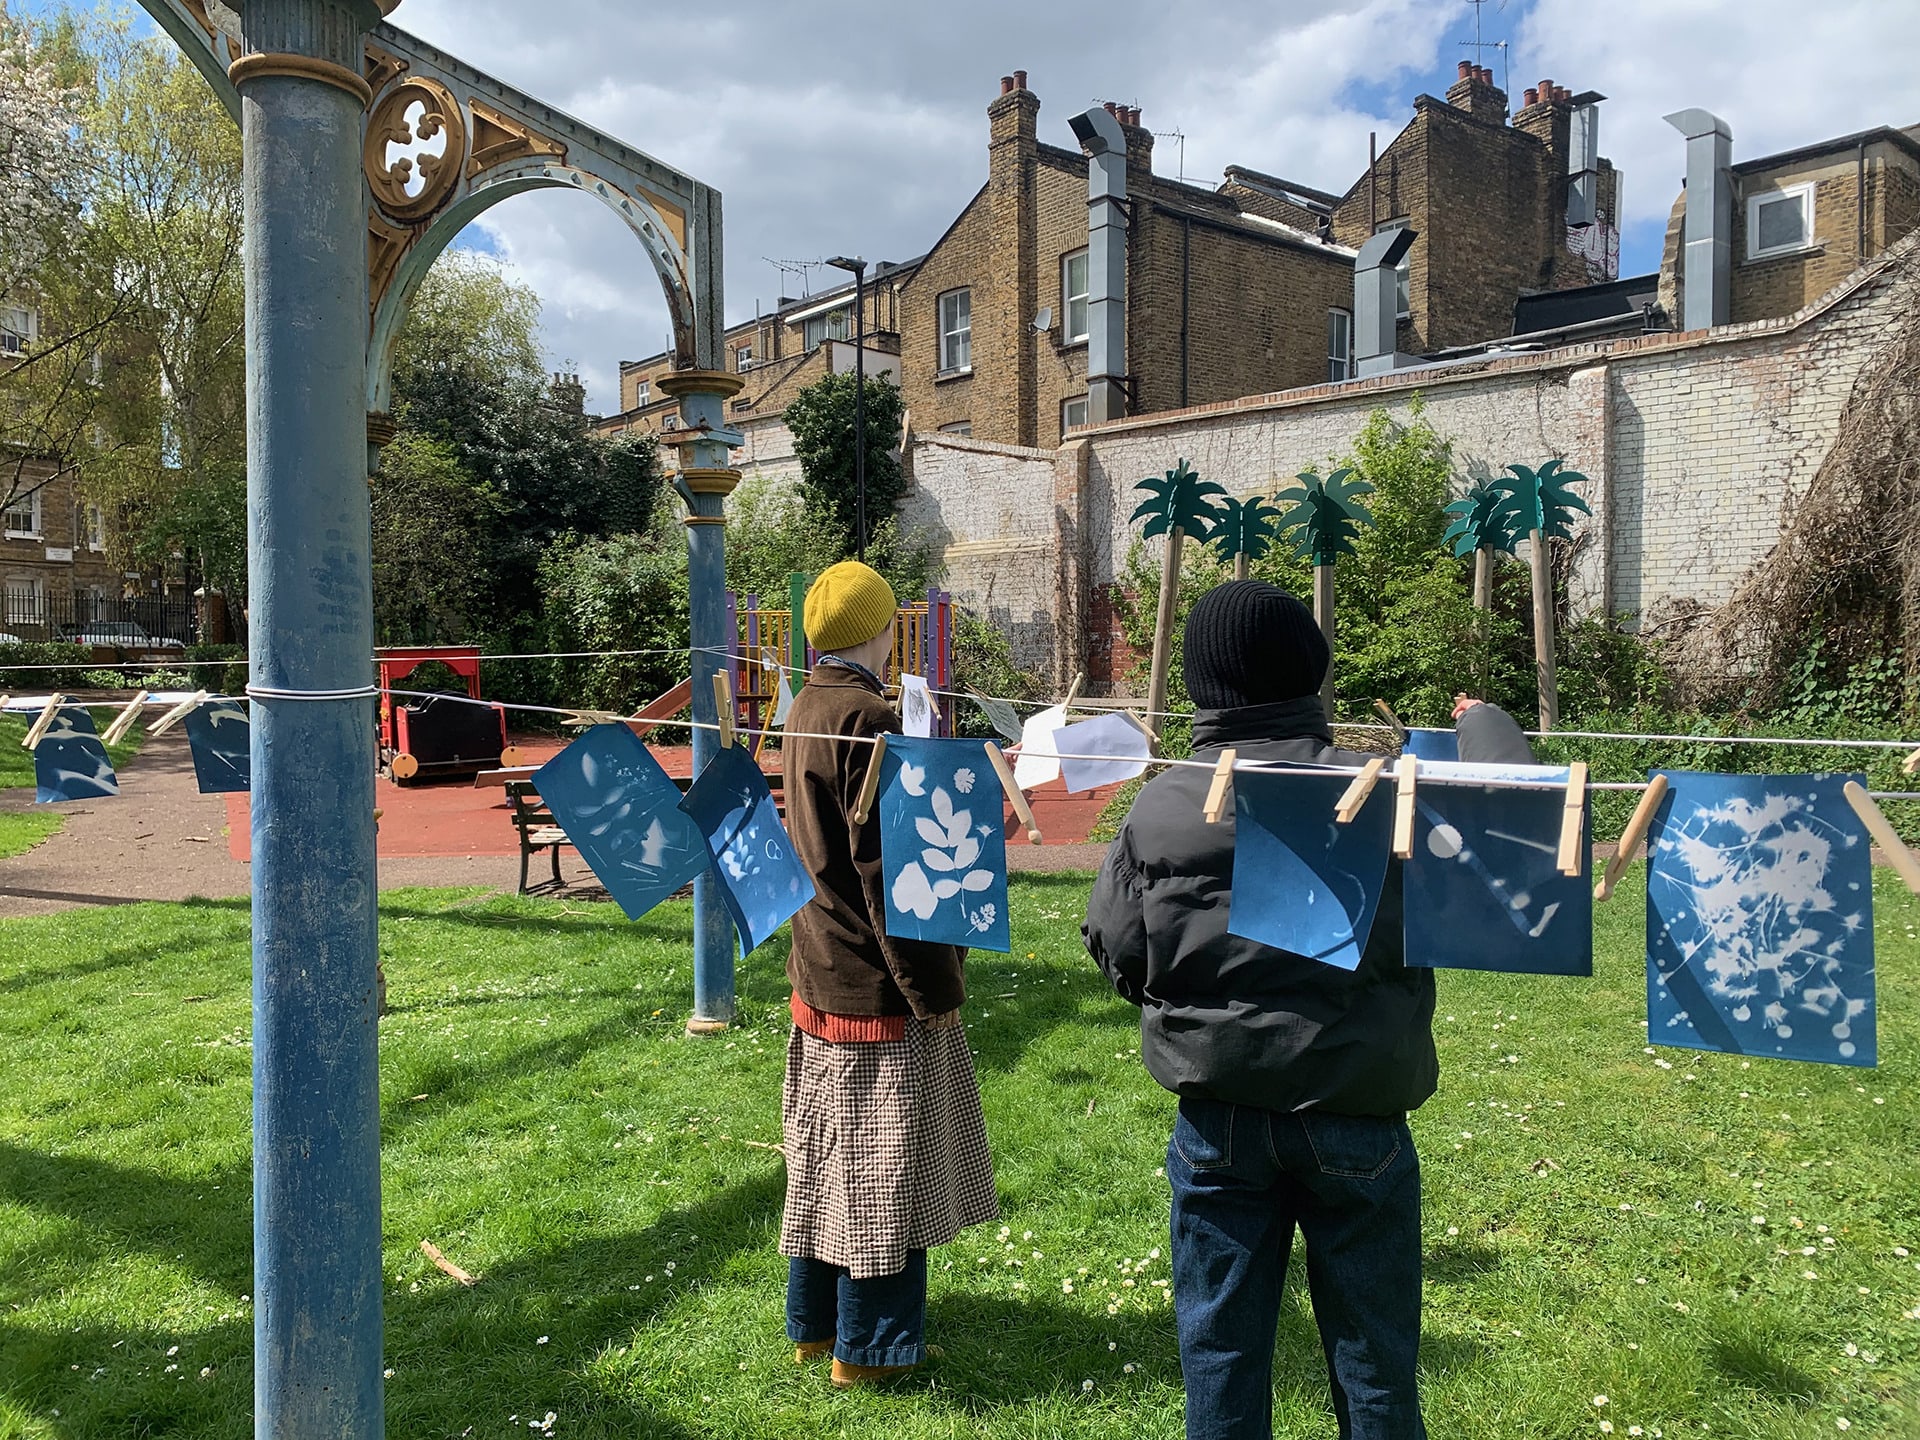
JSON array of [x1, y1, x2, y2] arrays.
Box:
[[1443, 478, 1522, 558], [1274, 467, 1374, 565], [1130, 458, 1226, 540], [1209, 493, 1282, 564], [1498, 459, 1591, 541]]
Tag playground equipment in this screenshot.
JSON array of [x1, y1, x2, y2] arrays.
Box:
[[374, 645, 510, 782]]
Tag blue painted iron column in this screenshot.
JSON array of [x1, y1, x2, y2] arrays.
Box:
[[231, 3, 385, 1435], [658, 371, 746, 1034]]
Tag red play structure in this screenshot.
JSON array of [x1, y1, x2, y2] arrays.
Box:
[[375, 645, 512, 784]]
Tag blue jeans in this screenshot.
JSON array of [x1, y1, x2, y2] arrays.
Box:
[[1168, 1098, 1426, 1440], [785, 1251, 928, 1367]]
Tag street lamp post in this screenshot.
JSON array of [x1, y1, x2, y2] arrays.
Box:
[[825, 255, 867, 559]]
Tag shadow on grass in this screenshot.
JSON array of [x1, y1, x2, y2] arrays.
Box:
[[2, 1166, 784, 1438], [1705, 1318, 1822, 1404], [0, 1141, 251, 1296], [1423, 1238, 1502, 1284]]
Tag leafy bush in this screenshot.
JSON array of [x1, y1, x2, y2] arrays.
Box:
[[184, 643, 246, 697], [535, 520, 691, 715], [784, 371, 908, 556], [0, 642, 92, 688], [949, 609, 1046, 738]]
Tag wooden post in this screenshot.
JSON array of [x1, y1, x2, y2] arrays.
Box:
[[1233, 552, 1248, 583], [1145, 525, 1184, 725], [1530, 528, 1558, 731], [1472, 546, 1492, 612], [1314, 562, 1336, 720]]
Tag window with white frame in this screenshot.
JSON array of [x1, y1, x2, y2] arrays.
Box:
[[3, 575, 42, 628], [1747, 182, 1815, 260], [3, 489, 39, 539], [86, 504, 105, 551], [1376, 217, 1411, 319], [938, 288, 971, 373], [803, 306, 850, 350], [633, 379, 651, 407], [735, 344, 754, 371], [1327, 309, 1354, 382], [938, 420, 972, 437], [1061, 395, 1089, 432], [1062, 249, 1090, 343], [0, 306, 32, 356]]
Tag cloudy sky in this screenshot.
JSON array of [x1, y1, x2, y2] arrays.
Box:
[[48, 0, 1920, 412]]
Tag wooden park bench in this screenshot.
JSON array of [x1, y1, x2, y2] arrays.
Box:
[[506, 780, 571, 894]]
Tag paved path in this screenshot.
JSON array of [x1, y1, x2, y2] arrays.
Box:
[[0, 732, 1110, 917]]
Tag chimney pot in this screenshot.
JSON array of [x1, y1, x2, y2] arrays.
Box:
[[1538, 78, 1552, 100], [1560, 86, 1572, 103], [1523, 87, 1538, 106], [1013, 69, 1027, 89], [1476, 67, 1488, 84], [1104, 100, 1117, 115], [1458, 59, 1472, 78], [1000, 75, 1014, 95], [1128, 107, 1142, 126]]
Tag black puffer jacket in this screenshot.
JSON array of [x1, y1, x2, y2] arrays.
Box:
[[1082, 697, 1533, 1117]]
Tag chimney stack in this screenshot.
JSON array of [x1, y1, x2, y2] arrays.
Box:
[[1446, 62, 1508, 120]]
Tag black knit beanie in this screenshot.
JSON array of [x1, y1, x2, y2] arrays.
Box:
[[1182, 580, 1329, 710]]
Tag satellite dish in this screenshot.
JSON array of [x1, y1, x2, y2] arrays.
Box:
[[1032, 307, 1053, 332]]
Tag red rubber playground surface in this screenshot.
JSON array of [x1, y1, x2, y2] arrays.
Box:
[[223, 737, 1121, 861]]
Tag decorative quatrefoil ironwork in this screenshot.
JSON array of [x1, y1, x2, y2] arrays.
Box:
[[363, 76, 466, 222]]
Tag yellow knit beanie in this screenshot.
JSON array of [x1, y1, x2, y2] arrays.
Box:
[[805, 561, 897, 652]]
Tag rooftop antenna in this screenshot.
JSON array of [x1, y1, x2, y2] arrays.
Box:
[[1458, 0, 1512, 116], [763, 256, 824, 299], [1153, 127, 1187, 181]]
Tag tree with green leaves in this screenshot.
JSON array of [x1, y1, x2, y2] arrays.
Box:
[[1275, 466, 1374, 714], [1131, 458, 1225, 723], [1209, 493, 1282, 582], [1497, 458, 1591, 729], [784, 370, 908, 559]]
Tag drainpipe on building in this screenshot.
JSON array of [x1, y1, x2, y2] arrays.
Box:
[[1069, 104, 1129, 422]]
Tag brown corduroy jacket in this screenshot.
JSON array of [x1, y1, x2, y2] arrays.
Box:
[[784, 663, 966, 1020]]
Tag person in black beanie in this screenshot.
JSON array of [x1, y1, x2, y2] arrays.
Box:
[[1082, 580, 1533, 1440]]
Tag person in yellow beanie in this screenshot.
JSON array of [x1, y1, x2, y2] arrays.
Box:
[[778, 560, 998, 1388]]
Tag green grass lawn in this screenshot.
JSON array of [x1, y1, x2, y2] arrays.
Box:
[[0, 707, 150, 853], [0, 812, 62, 859], [1, 874, 1915, 1439]]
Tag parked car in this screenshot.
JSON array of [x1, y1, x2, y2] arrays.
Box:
[[0, 632, 22, 645], [57, 620, 189, 659]]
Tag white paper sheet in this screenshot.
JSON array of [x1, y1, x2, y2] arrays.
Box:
[[1011, 704, 1068, 791], [1057, 711, 1152, 793], [899, 673, 934, 737]]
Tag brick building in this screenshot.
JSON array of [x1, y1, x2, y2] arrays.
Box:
[[1318, 65, 1623, 355], [0, 452, 119, 642], [896, 74, 1356, 450], [597, 261, 915, 489], [1658, 123, 1920, 328]]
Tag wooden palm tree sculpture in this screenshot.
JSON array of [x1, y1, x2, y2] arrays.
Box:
[[1210, 493, 1283, 582], [1131, 458, 1226, 723], [1443, 477, 1522, 612], [1498, 459, 1591, 731], [1274, 467, 1373, 717]]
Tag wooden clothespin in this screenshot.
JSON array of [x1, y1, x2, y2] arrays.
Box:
[[851, 734, 888, 825], [1903, 746, 1920, 777], [1391, 754, 1418, 858], [1203, 748, 1237, 824], [559, 708, 622, 729], [712, 670, 736, 748], [21, 693, 66, 750], [101, 690, 150, 747], [1556, 761, 1589, 877], [1372, 698, 1409, 748], [1334, 757, 1387, 825], [985, 740, 1044, 845], [1062, 671, 1084, 716], [149, 690, 207, 736], [1120, 708, 1162, 748], [1843, 780, 1920, 895], [1594, 773, 1668, 902]]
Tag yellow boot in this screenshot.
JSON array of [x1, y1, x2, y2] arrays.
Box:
[[794, 1339, 833, 1364], [830, 1356, 917, 1388]]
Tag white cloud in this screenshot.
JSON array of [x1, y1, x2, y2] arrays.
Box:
[[383, 0, 1920, 410]]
